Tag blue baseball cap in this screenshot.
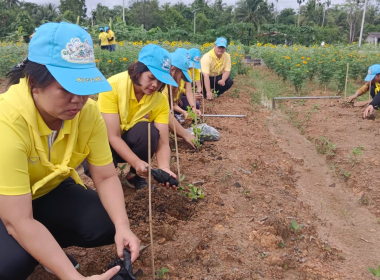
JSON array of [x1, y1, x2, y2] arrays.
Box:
[[138, 44, 177, 87], [364, 64, 380, 81], [99, 27, 104, 32], [28, 22, 112, 95], [105, 27, 109, 31], [215, 37, 227, 48], [189, 48, 201, 69], [84, 27, 88, 30], [170, 48, 192, 83]]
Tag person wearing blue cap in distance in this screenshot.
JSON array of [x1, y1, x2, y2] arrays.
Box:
[[358, 65, 380, 118], [201, 37, 234, 100], [160, 48, 199, 149], [98, 27, 109, 50], [105, 27, 116, 51], [0, 22, 140, 280], [177, 48, 202, 115], [96, 44, 178, 190], [84, 26, 89, 32]]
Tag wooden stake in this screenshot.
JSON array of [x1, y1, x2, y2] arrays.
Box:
[[201, 71, 205, 123], [169, 85, 181, 186], [344, 63, 349, 101], [147, 122, 155, 279], [192, 67, 198, 139], [369, 65, 373, 101]]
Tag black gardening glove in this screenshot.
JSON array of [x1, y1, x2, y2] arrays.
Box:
[[149, 168, 179, 187], [107, 248, 136, 280]]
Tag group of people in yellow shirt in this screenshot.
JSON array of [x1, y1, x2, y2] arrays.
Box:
[[99, 26, 116, 51], [0, 22, 235, 280]]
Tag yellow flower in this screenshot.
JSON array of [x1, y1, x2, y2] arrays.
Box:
[[332, 59, 335, 62], [238, 46, 241, 50], [322, 54, 325, 57], [257, 43, 262, 46], [95, 59, 98, 63], [108, 60, 112, 63], [11, 60, 15, 62], [301, 56, 305, 59], [303, 61, 307, 64], [296, 64, 301, 67], [233, 62, 236, 65], [230, 42, 234, 45], [307, 57, 310, 60], [358, 59, 361, 61], [306, 70, 309, 73], [286, 56, 290, 60], [280, 64, 282, 66], [123, 57, 127, 61]]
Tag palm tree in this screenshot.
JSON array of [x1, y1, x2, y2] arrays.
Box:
[[297, 0, 305, 27], [234, 0, 267, 32]]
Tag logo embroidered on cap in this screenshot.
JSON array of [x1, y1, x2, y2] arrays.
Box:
[[162, 56, 171, 71], [187, 54, 191, 61], [61, 38, 95, 64], [194, 56, 201, 62]]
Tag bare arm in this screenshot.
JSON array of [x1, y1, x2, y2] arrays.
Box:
[[221, 71, 230, 82], [102, 113, 148, 178], [0, 194, 83, 280], [168, 114, 195, 149], [89, 162, 140, 261]]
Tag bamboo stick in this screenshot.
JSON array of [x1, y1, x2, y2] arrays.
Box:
[[169, 85, 181, 186], [147, 122, 155, 279], [201, 71, 205, 123], [369, 65, 373, 101], [344, 63, 349, 102], [192, 67, 198, 140]]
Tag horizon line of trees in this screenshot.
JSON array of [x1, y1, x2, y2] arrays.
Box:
[[2, 0, 380, 45]]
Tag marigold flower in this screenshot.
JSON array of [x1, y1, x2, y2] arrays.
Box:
[[108, 60, 112, 63], [303, 61, 307, 64], [296, 64, 301, 67], [95, 59, 98, 63], [123, 57, 127, 61]]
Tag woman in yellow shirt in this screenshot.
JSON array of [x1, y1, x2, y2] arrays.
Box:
[[0, 22, 139, 279], [98, 27, 109, 50], [97, 44, 178, 190]]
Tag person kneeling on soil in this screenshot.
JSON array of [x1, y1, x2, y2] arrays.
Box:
[[96, 44, 178, 190], [161, 48, 199, 149], [176, 48, 203, 118], [0, 22, 140, 280], [201, 37, 234, 100], [347, 64, 380, 104]]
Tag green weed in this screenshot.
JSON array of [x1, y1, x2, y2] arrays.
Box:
[[368, 265, 380, 278], [290, 220, 303, 233], [156, 267, 169, 279]]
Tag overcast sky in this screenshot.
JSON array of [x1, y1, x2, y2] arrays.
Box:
[[25, 0, 346, 11]]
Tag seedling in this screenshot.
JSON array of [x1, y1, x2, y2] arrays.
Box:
[[186, 106, 200, 123], [368, 265, 380, 278], [290, 220, 303, 233], [212, 88, 219, 98], [343, 171, 351, 179], [117, 163, 127, 178], [352, 146, 365, 156], [279, 242, 286, 248], [241, 190, 250, 195], [188, 184, 204, 200], [315, 136, 336, 156], [191, 124, 203, 149], [313, 103, 319, 112], [156, 267, 169, 279]]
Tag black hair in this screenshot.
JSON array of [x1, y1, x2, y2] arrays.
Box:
[[6, 58, 55, 91], [127, 61, 166, 92]]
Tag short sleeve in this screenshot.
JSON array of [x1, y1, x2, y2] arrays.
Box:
[[358, 83, 369, 94], [201, 54, 210, 75], [154, 98, 170, 125], [224, 54, 231, 72], [98, 85, 119, 114], [86, 105, 113, 166], [0, 120, 30, 195]]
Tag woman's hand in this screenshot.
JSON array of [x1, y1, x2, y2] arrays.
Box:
[[347, 94, 358, 103], [134, 160, 149, 178], [86, 266, 120, 280], [184, 133, 196, 149], [160, 167, 177, 189], [114, 226, 140, 262], [206, 92, 213, 100], [183, 111, 189, 119], [363, 105, 374, 119], [196, 92, 203, 101], [193, 108, 202, 117]]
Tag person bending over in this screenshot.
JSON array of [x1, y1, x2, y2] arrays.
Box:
[[0, 22, 139, 280]]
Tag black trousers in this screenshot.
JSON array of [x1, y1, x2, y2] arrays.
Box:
[[0, 178, 115, 280], [111, 122, 159, 174], [202, 74, 234, 97]]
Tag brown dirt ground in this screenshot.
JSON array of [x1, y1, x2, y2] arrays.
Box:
[[0, 71, 372, 279]]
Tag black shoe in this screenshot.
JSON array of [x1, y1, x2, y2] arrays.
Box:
[[126, 172, 148, 190], [44, 253, 79, 274]]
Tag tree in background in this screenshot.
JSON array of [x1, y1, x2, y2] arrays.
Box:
[[234, 0, 270, 32], [277, 8, 296, 25], [59, 0, 86, 21]]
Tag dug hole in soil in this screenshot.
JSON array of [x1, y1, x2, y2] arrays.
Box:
[[9, 72, 375, 279]]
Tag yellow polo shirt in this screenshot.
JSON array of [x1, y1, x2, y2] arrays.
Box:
[[0, 78, 113, 199], [201, 51, 231, 77], [107, 30, 116, 45], [188, 68, 200, 82], [358, 82, 380, 95], [98, 71, 169, 132], [99, 32, 109, 46]]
